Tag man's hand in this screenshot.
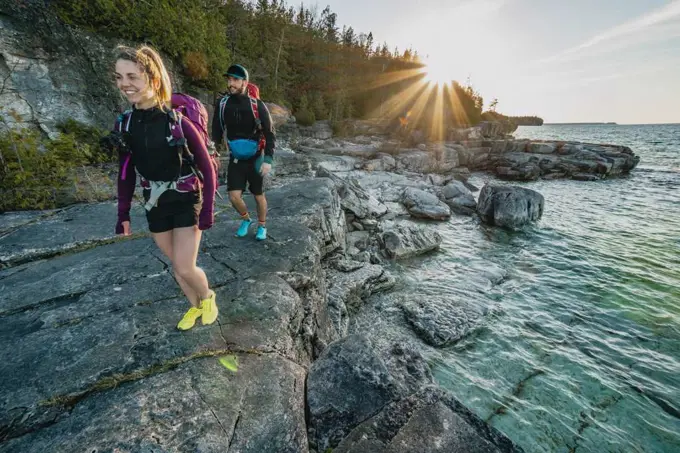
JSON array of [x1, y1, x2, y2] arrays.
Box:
[[259, 162, 272, 176]]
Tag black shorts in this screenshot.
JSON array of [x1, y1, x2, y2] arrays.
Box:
[[144, 190, 202, 233], [227, 158, 263, 195]]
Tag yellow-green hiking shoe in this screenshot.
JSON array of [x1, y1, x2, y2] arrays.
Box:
[[201, 290, 218, 325], [177, 306, 202, 331]]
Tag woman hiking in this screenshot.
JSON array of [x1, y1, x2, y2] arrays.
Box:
[[112, 45, 217, 331]]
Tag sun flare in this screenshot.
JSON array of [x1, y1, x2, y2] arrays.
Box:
[[424, 60, 455, 85]]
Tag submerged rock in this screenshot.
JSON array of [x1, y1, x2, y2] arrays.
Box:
[[401, 296, 484, 347], [308, 335, 524, 453]]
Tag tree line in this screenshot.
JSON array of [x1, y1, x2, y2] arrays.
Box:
[[55, 0, 493, 128]]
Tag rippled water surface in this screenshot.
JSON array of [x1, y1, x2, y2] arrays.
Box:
[[397, 124, 680, 452]]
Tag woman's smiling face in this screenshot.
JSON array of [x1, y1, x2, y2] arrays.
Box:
[[114, 59, 155, 107]]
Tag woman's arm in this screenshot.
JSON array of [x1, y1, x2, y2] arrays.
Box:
[[116, 150, 136, 234]]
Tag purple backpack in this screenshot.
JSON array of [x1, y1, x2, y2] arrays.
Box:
[[170, 93, 220, 183], [171, 93, 211, 147], [115, 93, 220, 187]]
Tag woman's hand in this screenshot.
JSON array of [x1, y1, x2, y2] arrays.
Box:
[[120, 221, 131, 236]]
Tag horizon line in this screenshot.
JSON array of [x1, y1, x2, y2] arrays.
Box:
[[537, 122, 680, 126]]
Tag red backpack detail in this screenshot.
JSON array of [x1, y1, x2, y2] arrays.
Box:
[[246, 82, 260, 100]]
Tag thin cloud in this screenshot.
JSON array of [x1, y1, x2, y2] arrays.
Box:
[[532, 63, 671, 93], [574, 1, 680, 50], [539, 0, 680, 63]]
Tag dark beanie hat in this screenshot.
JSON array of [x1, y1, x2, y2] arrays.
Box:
[[224, 64, 249, 80]]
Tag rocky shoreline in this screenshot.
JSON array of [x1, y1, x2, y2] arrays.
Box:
[[0, 3, 646, 451], [0, 186, 519, 452], [0, 116, 641, 451], [289, 118, 639, 182]]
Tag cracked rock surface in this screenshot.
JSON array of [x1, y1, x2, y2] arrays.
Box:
[[3, 356, 308, 453], [0, 177, 523, 453], [0, 179, 345, 452]]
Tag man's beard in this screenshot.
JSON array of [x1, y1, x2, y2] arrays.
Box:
[[228, 85, 245, 95]]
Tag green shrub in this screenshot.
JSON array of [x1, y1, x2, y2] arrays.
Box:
[[0, 124, 114, 211], [55, 119, 111, 164], [331, 119, 350, 137], [0, 129, 67, 211]]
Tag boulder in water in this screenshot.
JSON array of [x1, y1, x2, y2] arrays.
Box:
[[309, 335, 524, 453], [333, 386, 525, 453], [401, 296, 484, 347], [477, 184, 544, 229]]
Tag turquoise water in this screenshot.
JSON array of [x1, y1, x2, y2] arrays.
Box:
[[401, 124, 680, 452]]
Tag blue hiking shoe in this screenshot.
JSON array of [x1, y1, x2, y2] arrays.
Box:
[[235, 219, 251, 238], [256, 225, 267, 241]]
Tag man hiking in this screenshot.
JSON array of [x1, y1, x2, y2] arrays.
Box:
[[212, 64, 275, 241]]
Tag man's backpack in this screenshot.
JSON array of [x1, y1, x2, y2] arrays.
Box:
[[246, 82, 260, 100], [218, 82, 266, 159]]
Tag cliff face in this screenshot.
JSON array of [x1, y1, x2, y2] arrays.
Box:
[[0, 1, 191, 137], [1, 1, 115, 136]]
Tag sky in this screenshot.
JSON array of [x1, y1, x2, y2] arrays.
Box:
[[320, 0, 680, 124]]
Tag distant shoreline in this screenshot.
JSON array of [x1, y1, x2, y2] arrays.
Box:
[[545, 122, 618, 125], [540, 122, 680, 126]]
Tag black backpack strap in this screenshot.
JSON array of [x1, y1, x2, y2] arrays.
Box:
[[167, 110, 198, 180]]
